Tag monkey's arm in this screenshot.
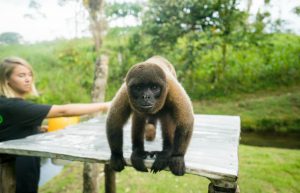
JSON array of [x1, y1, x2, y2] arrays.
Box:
[[106, 84, 131, 171]]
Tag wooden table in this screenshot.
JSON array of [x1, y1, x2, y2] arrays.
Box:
[[0, 114, 240, 193]]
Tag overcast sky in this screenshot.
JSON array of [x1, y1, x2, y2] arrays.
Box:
[[0, 0, 299, 43]]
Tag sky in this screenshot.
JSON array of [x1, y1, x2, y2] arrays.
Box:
[[0, 0, 299, 43]]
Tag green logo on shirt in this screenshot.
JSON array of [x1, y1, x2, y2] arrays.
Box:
[[0, 115, 3, 124]]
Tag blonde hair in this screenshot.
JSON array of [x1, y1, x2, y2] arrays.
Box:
[[0, 57, 38, 98]]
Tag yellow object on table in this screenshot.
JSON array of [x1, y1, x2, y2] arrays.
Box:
[[47, 117, 80, 132]]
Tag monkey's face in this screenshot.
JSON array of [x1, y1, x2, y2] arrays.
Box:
[[129, 82, 162, 112], [126, 63, 167, 114]]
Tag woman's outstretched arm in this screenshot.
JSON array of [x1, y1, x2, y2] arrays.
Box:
[[46, 102, 111, 118]]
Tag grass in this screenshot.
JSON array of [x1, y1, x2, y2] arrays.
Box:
[[193, 84, 300, 133], [39, 145, 300, 193], [238, 145, 300, 193]]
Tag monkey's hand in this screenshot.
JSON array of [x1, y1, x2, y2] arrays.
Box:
[[131, 150, 148, 172], [150, 151, 171, 173], [110, 153, 126, 172], [169, 155, 186, 176]]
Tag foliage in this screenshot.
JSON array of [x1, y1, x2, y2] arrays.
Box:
[[294, 6, 300, 16], [141, 0, 246, 49], [0, 32, 23, 44], [0, 38, 96, 104], [105, 1, 142, 19], [104, 27, 300, 100]]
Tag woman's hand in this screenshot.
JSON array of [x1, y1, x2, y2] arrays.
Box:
[[39, 125, 49, 132]]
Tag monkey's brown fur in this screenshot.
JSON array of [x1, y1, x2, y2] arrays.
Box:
[[106, 56, 194, 176]]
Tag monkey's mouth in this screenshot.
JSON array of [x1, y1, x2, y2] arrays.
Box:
[[140, 105, 153, 110]]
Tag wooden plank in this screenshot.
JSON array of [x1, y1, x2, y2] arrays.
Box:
[[0, 114, 240, 182]]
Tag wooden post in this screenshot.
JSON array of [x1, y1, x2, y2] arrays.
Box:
[[208, 181, 239, 193], [104, 164, 115, 193], [83, 163, 100, 193], [0, 155, 15, 193]]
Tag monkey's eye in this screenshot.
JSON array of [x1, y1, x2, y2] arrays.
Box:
[[150, 84, 160, 91], [133, 85, 142, 91], [151, 85, 158, 90]]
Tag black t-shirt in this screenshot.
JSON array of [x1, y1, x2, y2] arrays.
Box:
[[0, 96, 52, 141]]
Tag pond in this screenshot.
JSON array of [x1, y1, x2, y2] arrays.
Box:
[[240, 132, 300, 149], [39, 158, 68, 186]]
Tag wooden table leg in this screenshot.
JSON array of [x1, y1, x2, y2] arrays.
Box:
[[0, 155, 15, 193], [104, 164, 115, 193], [208, 179, 239, 193]]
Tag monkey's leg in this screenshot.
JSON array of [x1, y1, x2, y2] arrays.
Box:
[[169, 123, 193, 176], [145, 117, 157, 141], [130, 114, 148, 172], [150, 113, 175, 173]]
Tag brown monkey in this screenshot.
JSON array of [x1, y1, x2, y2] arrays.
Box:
[[106, 56, 194, 176]]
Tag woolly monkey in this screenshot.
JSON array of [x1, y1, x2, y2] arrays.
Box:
[[106, 56, 194, 176]]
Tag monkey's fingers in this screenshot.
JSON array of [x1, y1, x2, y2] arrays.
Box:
[[110, 154, 126, 172], [150, 157, 168, 174], [169, 156, 186, 176], [130, 152, 148, 172]]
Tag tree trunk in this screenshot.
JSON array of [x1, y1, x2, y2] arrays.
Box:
[[0, 156, 15, 193], [221, 40, 227, 76], [83, 55, 109, 193], [91, 55, 109, 103]]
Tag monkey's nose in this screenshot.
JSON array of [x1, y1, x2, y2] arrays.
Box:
[[143, 95, 150, 100]]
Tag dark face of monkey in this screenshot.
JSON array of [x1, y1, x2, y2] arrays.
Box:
[[130, 83, 162, 110], [126, 63, 167, 114]]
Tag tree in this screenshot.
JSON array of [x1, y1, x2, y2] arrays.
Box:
[[141, 0, 247, 83], [142, 0, 219, 49], [58, 1, 109, 192], [105, 1, 142, 22], [82, 0, 107, 53], [0, 32, 23, 44], [82, 1, 109, 193], [294, 6, 300, 16]]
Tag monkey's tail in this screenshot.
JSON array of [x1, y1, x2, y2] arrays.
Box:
[[145, 123, 156, 141]]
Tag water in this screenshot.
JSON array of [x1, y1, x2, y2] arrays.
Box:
[[39, 158, 67, 186], [240, 132, 300, 149]]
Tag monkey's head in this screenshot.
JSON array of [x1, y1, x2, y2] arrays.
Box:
[[126, 63, 168, 114]]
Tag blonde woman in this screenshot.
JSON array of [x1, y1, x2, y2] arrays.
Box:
[[0, 57, 110, 193]]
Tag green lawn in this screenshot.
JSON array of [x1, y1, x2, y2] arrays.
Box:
[[193, 85, 300, 133], [40, 145, 300, 193]]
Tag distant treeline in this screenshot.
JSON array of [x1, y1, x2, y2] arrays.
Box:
[[0, 30, 299, 103], [103, 28, 300, 100]]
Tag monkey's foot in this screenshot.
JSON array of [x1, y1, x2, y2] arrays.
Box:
[[131, 150, 148, 172], [169, 156, 186, 176], [110, 153, 126, 172], [150, 151, 171, 173]]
